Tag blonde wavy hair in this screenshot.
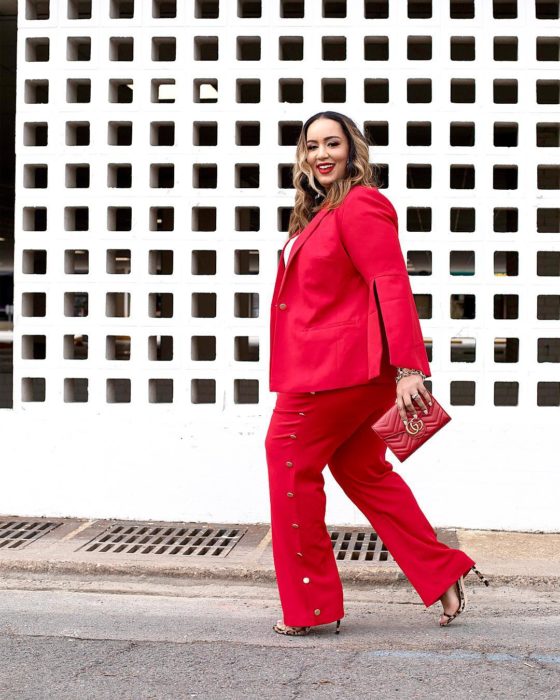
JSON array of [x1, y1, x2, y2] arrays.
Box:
[[288, 111, 383, 238]]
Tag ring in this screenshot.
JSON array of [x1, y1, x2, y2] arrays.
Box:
[[411, 392, 419, 400]]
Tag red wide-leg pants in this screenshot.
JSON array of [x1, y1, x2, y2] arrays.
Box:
[[264, 375, 475, 628]]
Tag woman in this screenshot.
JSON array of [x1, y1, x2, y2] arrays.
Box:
[[264, 110, 487, 636]]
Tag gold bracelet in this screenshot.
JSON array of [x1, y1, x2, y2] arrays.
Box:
[[395, 367, 427, 384]]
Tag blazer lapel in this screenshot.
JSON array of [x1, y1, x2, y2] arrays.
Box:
[[277, 206, 332, 296]]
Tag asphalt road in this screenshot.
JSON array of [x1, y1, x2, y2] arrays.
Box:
[[0, 575, 559, 699]]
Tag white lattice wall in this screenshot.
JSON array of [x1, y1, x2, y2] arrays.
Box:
[[2, 0, 560, 530]]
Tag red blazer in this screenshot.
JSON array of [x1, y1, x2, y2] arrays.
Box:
[[268, 184, 431, 393]]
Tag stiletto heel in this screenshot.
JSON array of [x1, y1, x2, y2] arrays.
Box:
[[470, 565, 490, 587], [335, 619, 341, 634]]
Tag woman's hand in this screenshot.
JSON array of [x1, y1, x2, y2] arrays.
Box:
[[395, 374, 432, 425]]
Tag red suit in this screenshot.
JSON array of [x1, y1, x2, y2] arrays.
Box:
[[265, 185, 474, 627]]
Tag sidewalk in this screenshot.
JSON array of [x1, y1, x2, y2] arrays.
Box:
[[0, 516, 559, 587]]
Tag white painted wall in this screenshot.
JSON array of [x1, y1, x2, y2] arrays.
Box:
[[2, 0, 559, 531]]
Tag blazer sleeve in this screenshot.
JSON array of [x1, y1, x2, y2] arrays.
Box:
[[337, 186, 431, 377]]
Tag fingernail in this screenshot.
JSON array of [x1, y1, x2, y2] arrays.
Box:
[[413, 413, 417, 419], [428, 401, 432, 406], [403, 419, 408, 425], [423, 409, 428, 415]]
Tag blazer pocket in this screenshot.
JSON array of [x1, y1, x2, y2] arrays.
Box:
[[302, 317, 362, 332]]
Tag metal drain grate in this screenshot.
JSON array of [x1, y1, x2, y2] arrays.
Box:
[[78, 523, 247, 556], [329, 528, 393, 563], [0, 520, 62, 549]]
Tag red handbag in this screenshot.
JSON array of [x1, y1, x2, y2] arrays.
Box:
[[371, 394, 451, 462]]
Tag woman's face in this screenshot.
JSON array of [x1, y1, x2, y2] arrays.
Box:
[[305, 118, 350, 191]]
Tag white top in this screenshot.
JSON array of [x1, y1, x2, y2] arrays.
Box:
[[283, 234, 299, 265]]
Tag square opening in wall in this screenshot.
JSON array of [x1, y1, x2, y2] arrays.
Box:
[[406, 250, 432, 276], [238, 0, 262, 18], [67, 0, 92, 19], [66, 79, 91, 103], [451, 337, 476, 363], [537, 208, 560, 233], [193, 164, 217, 188], [21, 335, 46, 360], [108, 122, 133, 145], [151, 122, 175, 146], [364, 36, 389, 61], [22, 250, 47, 275], [537, 338, 560, 363], [65, 292, 88, 317], [538, 165, 560, 189], [66, 122, 90, 146], [235, 207, 259, 231], [450, 79, 474, 103], [26, 1, 50, 20], [450, 165, 475, 189], [64, 378, 88, 403], [234, 250, 259, 275], [450, 250, 475, 275], [64, 207, 89, 231], [152, 79, 176, 103], [149, 207, 174, 231], [66, 164, 90, 188], [195, 78, 218, 103], [110, 1, 135, 19], [191, 378, 216, 404], [407, 122, 431, 147], [321, 79, 346, 103], [24, 165, 48, 189], [107, 249, 131, 274], [450, 380, 475, 406], [234, 292, 259, 318], [494, 36, 517, 61], [537, 122, 560, 148], [26, 37, 49, 62], [407, 207, 432, 232], [149, 378, 173, 403], [494, 337, 519, 363], [191, 336, 216, 361], [407, 165, 431, 189], [234, 336, 259, 361], [22, 207, 47, 231], [494, 123, 518, 149], [537, 251, 560, 276], [279, 36, 303, 61], [450, 122, 475, 147], [109, 37, 134, 62], [235, 164, 259, 188], [364, 78, 389, 104], [149, 292, 174, 318], [22, 292, 46, 317], [106, 335, 131, 360], [106, 292, 131, 317], [537, 382, 560, 406], [24, 123, 48, 147], [413, 294, 432, 318], [25, 80, 49, 104], [193, 121, 217, 146], [494, 381, 518, 406], [149, 250, 174, 275], [234, 378, 259, 404], [154, 0, 177, 18], [279, 164, 294, 188], [107, 207, 132, 231], [192, 250, 216, 275], [150, 164, 174, 188], [280, 1, 304, 18], [67, 36, 91, 61], [64, 334, 88, 360], [149, 335, 173, 361], [279, 79, 302, 104], [279, 122, 302, 146], [494, 294, 519, 319], [537, 36, 560, 61], [407, 79, 432, 103], [237, 36, 260, 61], [450, 294, 475, 319], [65, 249, 89, 274], [107, 163, 131, 188], [109, 79, 133, 103], [451, 36, 475, 61], [195, 36, 219, 61], [408, 0, 432, 18], [536, 1, 560, 19], [106, 378, 131, 403], [536, 80, 560, 105], [21, 377, 46, 402], [236, 122, 260, 146], [191, 292, 216, 318], [192, 206, 216, 231], [236, 79, 260, 103], [494, 251, 518, 276], [152, 37, 176, 61], [537, 295, 560, 320], [493, 207, 518, 232], [407, 35, 432, 61], [322, 36, 346, 61]]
